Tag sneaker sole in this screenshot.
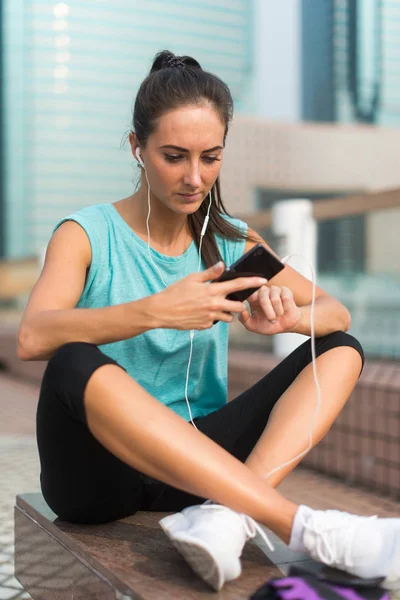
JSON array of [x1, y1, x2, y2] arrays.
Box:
[[383, 577, 400, 591], [383, 538, 400, 590], [159, 513, 224, 591]]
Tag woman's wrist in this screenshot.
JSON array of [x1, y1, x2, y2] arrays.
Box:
[[137, 294, 165, 330], [288, 306, 306, 334]]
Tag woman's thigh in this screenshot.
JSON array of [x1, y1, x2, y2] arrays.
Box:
[[146, 331, 364, 511], [37, 342, 144, 524]]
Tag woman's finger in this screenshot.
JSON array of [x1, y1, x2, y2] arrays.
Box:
[[269, 286, 284, 318], [281, 296, 295, 314], [247, 289, 260, 303], [281, 287, 295, 312], [259, 287, 277, 321], [280, 286, 293, 300], [239, 308, 251, 324]]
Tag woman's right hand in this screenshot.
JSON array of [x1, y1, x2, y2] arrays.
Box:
[[153, 262, 268, 331]]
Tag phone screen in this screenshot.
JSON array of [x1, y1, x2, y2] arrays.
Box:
[[214, 243, 285, 303]]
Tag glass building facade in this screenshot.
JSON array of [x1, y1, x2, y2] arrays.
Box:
[[302, 0, 400, 126], [300, 0, 400, 359], [2, 0, 253, 258]]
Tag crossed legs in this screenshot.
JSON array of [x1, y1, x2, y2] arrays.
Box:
[[81, 335, 362, 542], [37, 335, 400, 588]]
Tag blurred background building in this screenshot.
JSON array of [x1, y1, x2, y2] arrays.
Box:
[[2, 0, 254, 259], [1, 0, 400, 362]]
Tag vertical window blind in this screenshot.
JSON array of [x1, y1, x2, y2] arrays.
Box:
[[3, 0, 253, 257], [333, 0, 400, 126]]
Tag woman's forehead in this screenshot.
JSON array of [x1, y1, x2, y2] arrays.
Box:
[[152, 105, 225, 147]]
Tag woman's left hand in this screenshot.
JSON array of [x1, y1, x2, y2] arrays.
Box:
[[239, 285, 302, 336]]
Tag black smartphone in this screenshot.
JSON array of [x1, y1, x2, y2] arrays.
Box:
[[212, 244, 285, 324], [213, 243, 285, 303]]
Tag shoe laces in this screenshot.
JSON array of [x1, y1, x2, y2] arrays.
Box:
[[200, 503, 274, 552], [303, 510, 378, 568]]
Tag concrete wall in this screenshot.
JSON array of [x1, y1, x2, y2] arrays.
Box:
[[219, 118, 400, 275], [221, 118, 400, 214]]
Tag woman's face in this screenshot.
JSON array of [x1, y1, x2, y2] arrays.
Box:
[[132, 104, 225, 214]]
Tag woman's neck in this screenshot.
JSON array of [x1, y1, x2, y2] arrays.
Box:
[[116, 193, 193, 255]]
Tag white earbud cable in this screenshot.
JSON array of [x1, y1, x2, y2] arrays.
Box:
[[142, 157, 211, 429], [263, 254, 320, 481], [141, 156, 321, 471]]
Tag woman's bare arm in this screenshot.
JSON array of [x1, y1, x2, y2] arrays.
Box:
[[243, 228, 351, 335], [17, 221, 159, 361]]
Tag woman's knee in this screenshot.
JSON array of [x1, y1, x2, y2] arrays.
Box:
[[40, 342, 113, 421], [43, 342, 117, 394], [47, 341, 99, 376], [317, 331, 365, 373]]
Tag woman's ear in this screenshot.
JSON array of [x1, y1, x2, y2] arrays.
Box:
[[129, 131, 138, 156]]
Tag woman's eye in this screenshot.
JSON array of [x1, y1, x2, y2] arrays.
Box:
[[203, 156, 221, 163], [164, 154, 221, 164], [165, 154, 182, 162]]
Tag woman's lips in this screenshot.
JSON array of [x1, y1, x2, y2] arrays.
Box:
[[178, 193, 202, 201]]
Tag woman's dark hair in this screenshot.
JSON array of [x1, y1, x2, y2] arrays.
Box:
[[131, 50, 258, 268]]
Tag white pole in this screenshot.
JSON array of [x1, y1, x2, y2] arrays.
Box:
[[271, 199, 317, 359]]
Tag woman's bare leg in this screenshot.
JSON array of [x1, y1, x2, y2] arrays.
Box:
[[84, 364, 297, 543], [245, 346, 363, 487]]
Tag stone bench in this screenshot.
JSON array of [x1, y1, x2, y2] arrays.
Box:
[[14, 493, 317, 599]]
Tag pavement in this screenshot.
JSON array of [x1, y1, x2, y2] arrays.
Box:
[[0, 437, 38, 599], [0, 373, 39, 600], [1, 370, 400, 599]]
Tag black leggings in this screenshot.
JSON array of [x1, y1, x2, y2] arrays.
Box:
[[36, 331, 364, 524]]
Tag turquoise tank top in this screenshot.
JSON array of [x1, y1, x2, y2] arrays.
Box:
[[53, 203, 248, 421]]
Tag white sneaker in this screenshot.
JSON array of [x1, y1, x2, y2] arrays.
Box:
[[159, 503, 274, 591], [298, 507, 400, 589]]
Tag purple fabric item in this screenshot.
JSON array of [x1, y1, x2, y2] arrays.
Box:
[[329, 585, 390, 600], [270, 577, 389, 600], [272, 577, 326, 600]]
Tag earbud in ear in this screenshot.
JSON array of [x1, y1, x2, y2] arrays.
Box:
[[136, 148, 145, 168]]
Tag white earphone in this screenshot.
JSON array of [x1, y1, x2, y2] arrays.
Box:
[[136, 144, 212, 429], [136, 147, 145, 168]]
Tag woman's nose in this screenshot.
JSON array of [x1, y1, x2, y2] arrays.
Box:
[[183, 163, 202, 188]]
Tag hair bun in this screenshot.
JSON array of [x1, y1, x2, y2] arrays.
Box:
[[150, 50, 201, 73]]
